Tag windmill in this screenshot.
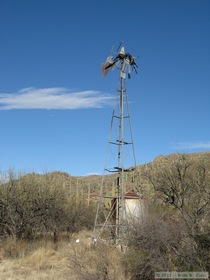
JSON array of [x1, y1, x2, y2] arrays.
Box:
[[94, 44, 140, 245]]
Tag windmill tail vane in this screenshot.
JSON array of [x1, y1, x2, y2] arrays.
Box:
[[101, 46, 138, 79]]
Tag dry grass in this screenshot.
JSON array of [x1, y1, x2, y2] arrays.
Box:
[[0, 231, 126, 280], [0, 238, 69, 280]]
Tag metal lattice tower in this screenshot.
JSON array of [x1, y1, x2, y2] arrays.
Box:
[[94, 45, 140, 244]]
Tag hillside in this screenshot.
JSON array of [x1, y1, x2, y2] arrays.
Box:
[[4, 151, 208, 206], [32, 151, 210, 199]]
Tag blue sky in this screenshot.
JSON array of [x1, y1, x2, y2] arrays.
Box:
[[0, 0, 210, 176]]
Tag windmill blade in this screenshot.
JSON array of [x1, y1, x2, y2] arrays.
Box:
[[102, 62, 112, 77], [102, 56, 114, 77]]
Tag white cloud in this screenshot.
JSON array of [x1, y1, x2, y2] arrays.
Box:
[[84, 172, 101, 176], [0, 87, 113, 110], [171, 141, 210, 150]]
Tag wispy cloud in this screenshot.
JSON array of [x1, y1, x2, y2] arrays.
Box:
[[171, 141, 210, 150], [0, 87, 113, 110], [84, 172, 101, 176]]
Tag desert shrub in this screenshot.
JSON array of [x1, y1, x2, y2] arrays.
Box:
[[142, 154, 210, 271], [66, 240, 125, 280], [0, 171, 95, 240], [0, 171, 70, 239], [124, 154, 210, 277], [123, 203, 179, 280], [66, 203, 96, 234]]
